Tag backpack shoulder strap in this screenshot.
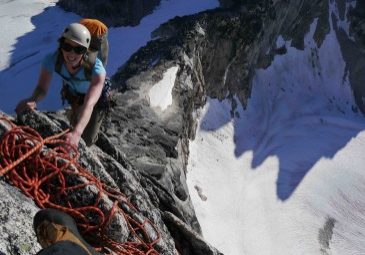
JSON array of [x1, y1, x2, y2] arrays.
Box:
[[55, 50, 95, 82], [55, 51, 63, 75], [83, 53, 96, 81]]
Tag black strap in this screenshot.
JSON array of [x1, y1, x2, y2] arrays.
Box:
[[54, 51, 94, 82], [61, 83, 85, 106]]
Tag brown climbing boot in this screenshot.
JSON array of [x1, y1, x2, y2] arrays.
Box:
[[33, 208, 101, 255]]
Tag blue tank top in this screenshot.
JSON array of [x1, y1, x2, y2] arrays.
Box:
[[41, 52, 106, 94]]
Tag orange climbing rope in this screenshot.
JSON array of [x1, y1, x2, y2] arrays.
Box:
[[0, 116, 160, 255]]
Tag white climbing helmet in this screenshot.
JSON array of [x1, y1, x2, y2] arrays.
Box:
[[61, 23, 91, 49]]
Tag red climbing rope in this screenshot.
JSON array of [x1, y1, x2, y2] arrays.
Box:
[[0, 116, 160, 255]]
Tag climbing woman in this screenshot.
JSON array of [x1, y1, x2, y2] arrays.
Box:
[[15, 23, 106, 147]]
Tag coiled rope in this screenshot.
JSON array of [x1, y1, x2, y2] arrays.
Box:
[[0, 116, 160, 255]]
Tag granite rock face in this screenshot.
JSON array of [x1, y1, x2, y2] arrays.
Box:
[[0, 181, 40, 255], [3, 111, 176, 254], [109, 1, 365, 251], [349, 0, 365, 48], [0, 109, 222, 254], [344, 0, 365, 113]]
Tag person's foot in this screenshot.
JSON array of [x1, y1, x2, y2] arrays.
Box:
[[33, 209, 101, 255]]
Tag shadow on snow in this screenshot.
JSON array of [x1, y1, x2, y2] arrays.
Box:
[[200, 91, 365, 201]]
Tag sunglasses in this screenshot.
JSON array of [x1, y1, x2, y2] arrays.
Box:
[[61, 42, 87, 54]]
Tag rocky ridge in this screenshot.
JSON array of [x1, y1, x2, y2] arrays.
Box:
[[57, 0, 161, 27]]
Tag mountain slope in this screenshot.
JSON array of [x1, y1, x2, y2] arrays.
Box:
[[187, 1, 365, 254]]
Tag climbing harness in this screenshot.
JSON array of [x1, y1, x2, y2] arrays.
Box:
[[0, 116, 160, 255], [61, 78, 115, 117]]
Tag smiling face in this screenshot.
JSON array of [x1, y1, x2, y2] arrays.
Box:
[[61, 39, 86, 67]]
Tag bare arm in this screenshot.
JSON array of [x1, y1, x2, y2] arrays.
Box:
[[31, 68, 52, 101], [66, 73, 105, 145], [15, 68, 52, 114]]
